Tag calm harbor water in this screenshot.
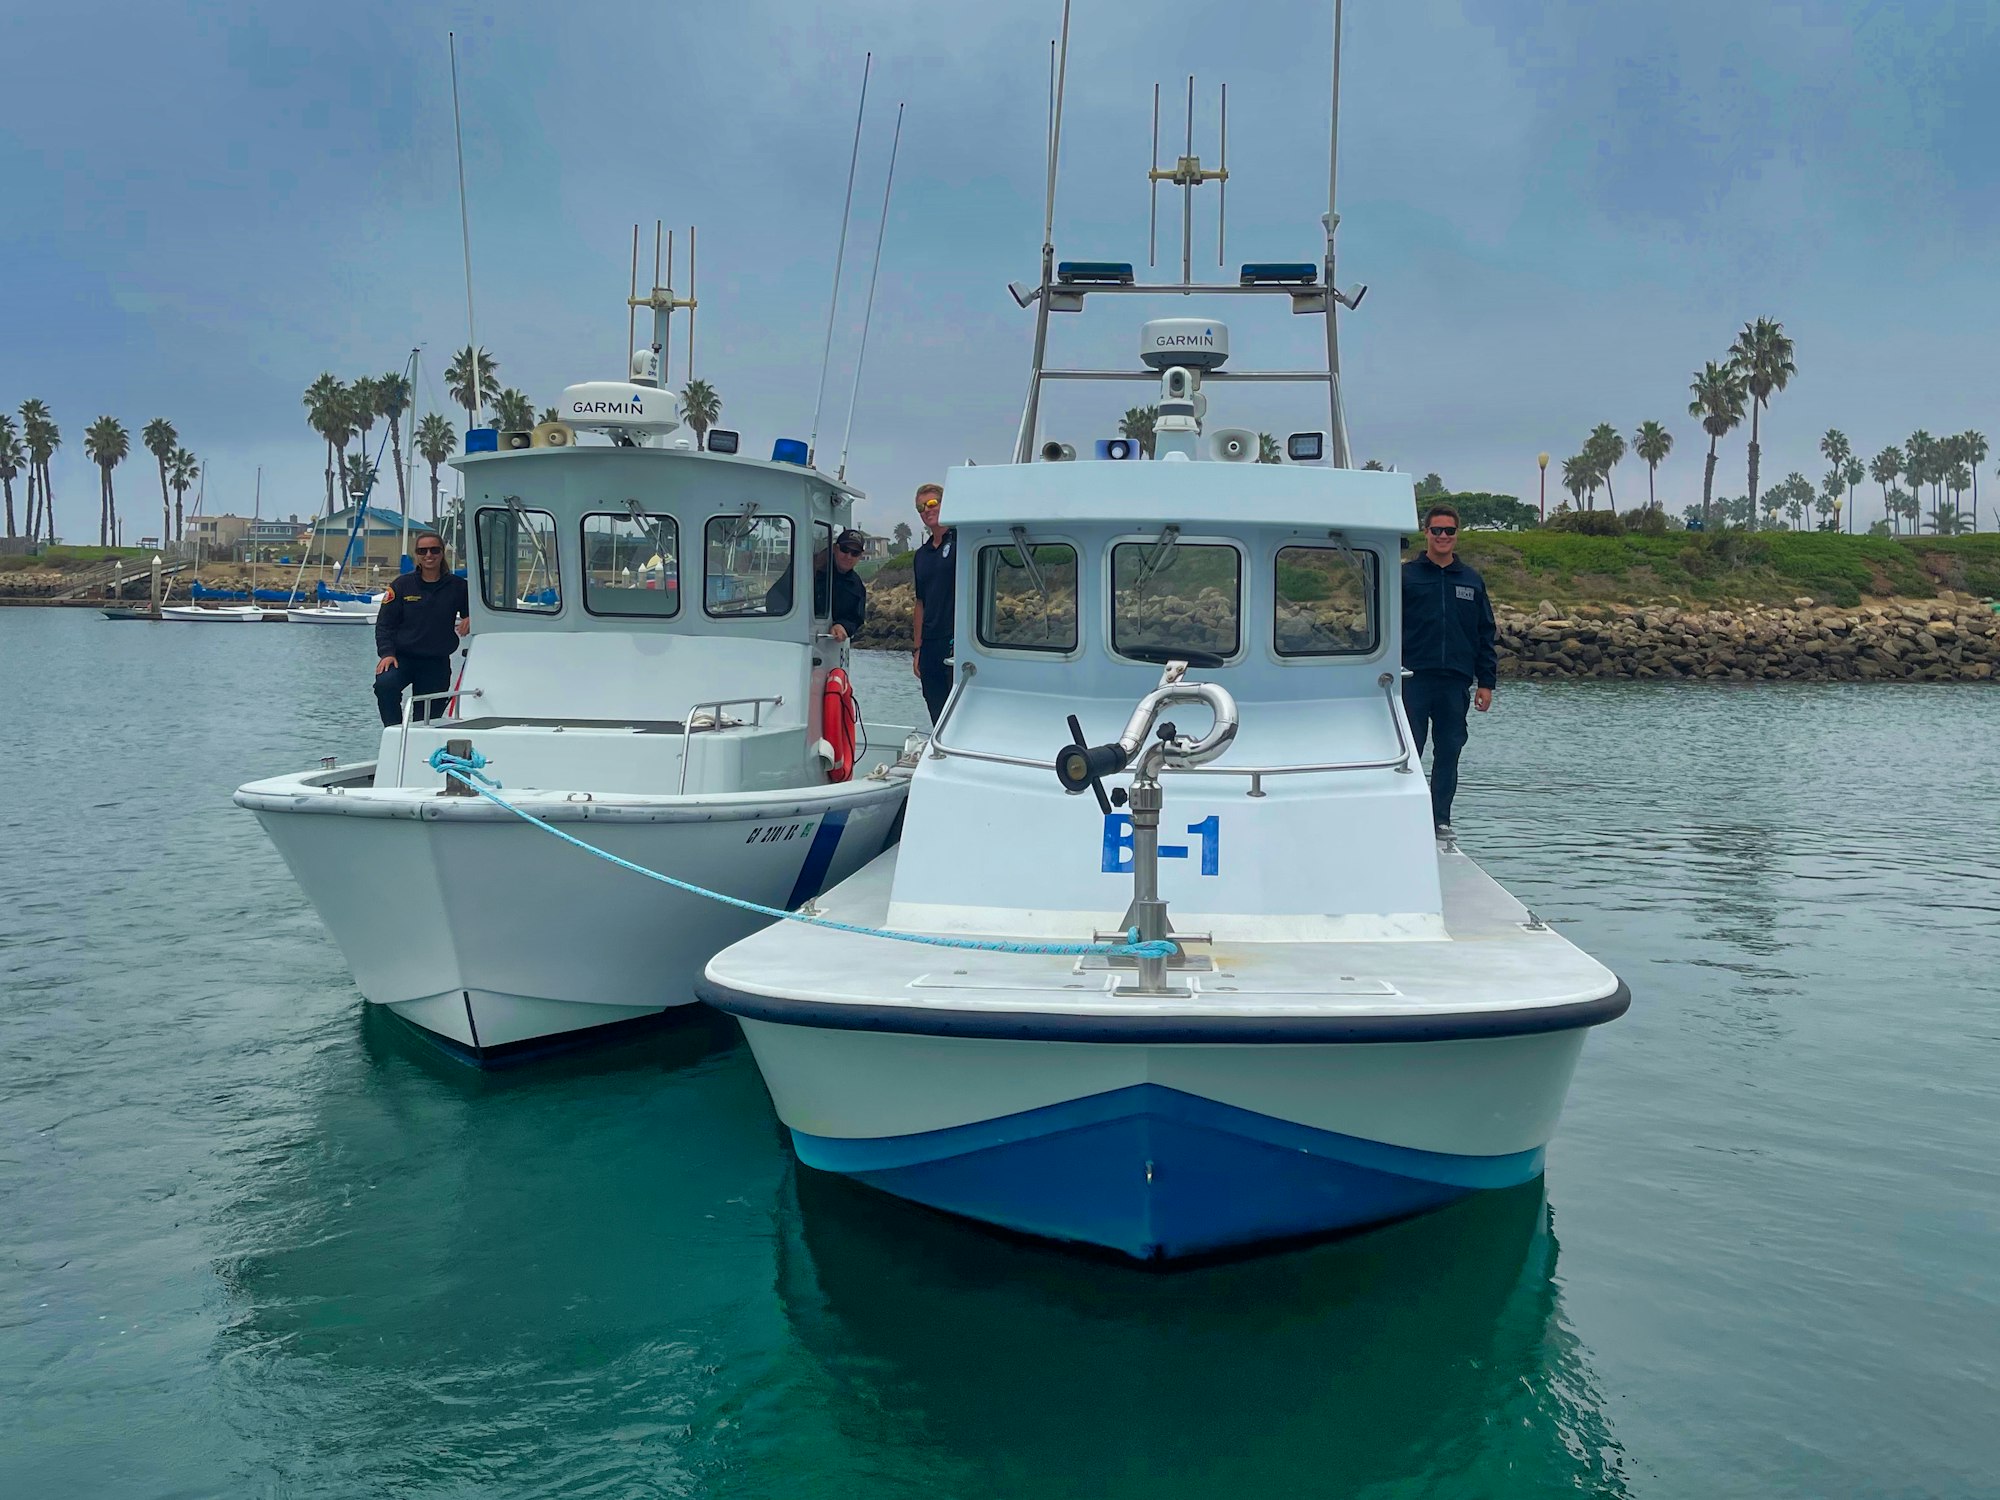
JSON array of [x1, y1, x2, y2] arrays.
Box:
[[2, 605, 1997, 1497]]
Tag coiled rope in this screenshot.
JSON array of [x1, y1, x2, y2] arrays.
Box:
[[425, 748, 1177, 961]]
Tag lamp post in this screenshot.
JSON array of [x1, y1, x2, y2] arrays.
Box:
[[149, 553, 162, 617], [1537, 452, 1549, 522], [1832, 498, 1843, 534]]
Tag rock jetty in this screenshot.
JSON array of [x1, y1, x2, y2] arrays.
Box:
[[1496, 596, 1996, 683], [854, 582, 1999, 682]]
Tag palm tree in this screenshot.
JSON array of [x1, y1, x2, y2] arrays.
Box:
[[344, 452, 378, 505], [31, 407, 61, 544], [1958, 430, 1988, 531], [1760, 489, 1784, 530], [1947, 461, 1972, 517], [83, 416, 129, 546], [1904, 430, 1937, 529], [166, 448, 198, 542], [303, 374, 348, 517], [538, 406, 561, 425], [1817, 472, 1842, 530], [1118, 405, 1159, 459], [446, 346, 500, 426], [1727, 318, 1796, 515], [1818, 428, 1850, 530], [1841, 455, 1864, 533], [1583, 423, 1624, 509], [18, 400, 48, 539], [1360, 459, 1386, 471], [376, 372, 412, 517], [415, 412, 457, 523], [1559, 454, 1591, 510], [141, 418, 179, 544], [1927, 502, 1966, 535], [0, 414, 21, 537], [680, 379, 721, 449], [892, 521, 913, 551], [1632, 421, 1673, 510], [491, 388, 534, 432], [1256, 432, 1281, 464], [348, 375, 381, 474], [1868, 447, 1902, 534], [1794, 473, 1817, 527], [1687, 362, 1747, 528]]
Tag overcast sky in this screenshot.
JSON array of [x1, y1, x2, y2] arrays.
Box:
[[4, 0, 1997, 540]]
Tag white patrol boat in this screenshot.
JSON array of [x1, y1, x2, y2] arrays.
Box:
[[698, 10, 1627, 1260], [237, 346, 916, 1063]]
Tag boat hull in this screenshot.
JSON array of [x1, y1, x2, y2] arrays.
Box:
[[246, 778, 905, 1061], [731, 1017, 1590, 1261]]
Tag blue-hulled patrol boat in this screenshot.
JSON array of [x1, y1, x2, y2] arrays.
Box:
[[699, 5, 1628, 1259]]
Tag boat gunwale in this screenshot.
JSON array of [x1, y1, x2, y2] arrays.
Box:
[[698, 976, 1632, 1044]]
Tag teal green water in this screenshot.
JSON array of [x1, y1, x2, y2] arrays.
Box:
[[3, 606, 1997, 1497]]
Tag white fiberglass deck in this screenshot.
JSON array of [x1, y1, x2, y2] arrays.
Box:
[[703, 845, 1623, 1028]]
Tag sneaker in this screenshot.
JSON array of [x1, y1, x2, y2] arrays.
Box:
[[1434, 822, 1456, 841]]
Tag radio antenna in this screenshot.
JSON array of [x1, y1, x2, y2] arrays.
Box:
[[808, 52, 872, 468], [1012, 0, 1071, 464], [626, 224, 640, 364], [1325, 0, 1351, 466], [837, 102, 904, 483], [662, 226, 673, 383], [448, 32, 481, 425], [686, 224, 697, 382], [1148, 83, 1160, 267]]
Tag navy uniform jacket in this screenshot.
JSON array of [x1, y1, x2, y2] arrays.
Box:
[[1401, 553, 1497, 689], [912, 528, 956, 664], [375, 570, 470, 659]]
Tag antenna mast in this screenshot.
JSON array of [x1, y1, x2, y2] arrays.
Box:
[[837, 103, 905, 483], [1146, 76, 1227, 282], [626, 222, 694, 387], [448, 32, 481, 426], [1012, 1, 1071, 464], [1325, 0, 1352, 466], [809, 52, 872, 468]]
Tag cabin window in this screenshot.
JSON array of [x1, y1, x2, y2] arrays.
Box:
[[1110, 541, 1240, 663], [813, 521, 835, 620], [1274, 545, 1379, 656], [976, 541, 1079, 653], [474, 506, 561, 613], [580, 511, 678, 618], [704, 514, 796, 618]]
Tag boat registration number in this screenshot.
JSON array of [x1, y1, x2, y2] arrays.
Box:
[[1101, 813, 1220, 876]]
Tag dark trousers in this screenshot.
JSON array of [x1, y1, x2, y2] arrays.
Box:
[[918, 654, 955, 725], [374, 655, 454, 727], [1402, 671, 1472, 826]]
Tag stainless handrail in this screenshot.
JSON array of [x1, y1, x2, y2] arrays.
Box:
[[677, 695, 785, 795], [925, 670, 1415, 796], [397, 686, 485, 785]]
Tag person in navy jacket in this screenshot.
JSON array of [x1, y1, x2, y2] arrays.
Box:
[[1400, 502, 1496, 835], [373, 530, 470, 726]]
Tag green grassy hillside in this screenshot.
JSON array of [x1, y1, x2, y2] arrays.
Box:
[[1455, 532, 2000, 608]]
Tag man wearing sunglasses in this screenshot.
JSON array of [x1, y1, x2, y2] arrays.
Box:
[[1400, 502, 1496, 837], [373, 529, 471, 727], [765, 527, 867, 641]]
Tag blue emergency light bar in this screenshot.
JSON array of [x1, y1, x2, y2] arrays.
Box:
[[1240, 263, 1319, 286], [772, 438, 809, 466], [1056, 261, 1136, 286], [464, 428, 499, 453]]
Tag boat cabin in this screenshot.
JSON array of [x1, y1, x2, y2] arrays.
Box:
[[375, 433, 862, 796], [892, 457, 1440, 941]]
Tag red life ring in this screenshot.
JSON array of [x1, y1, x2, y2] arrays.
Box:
[[821, 668, 857, 782]]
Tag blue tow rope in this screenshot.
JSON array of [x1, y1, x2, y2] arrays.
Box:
[[425, 748, 1177, 961]]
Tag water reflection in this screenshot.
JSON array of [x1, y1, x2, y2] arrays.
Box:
[[776, 1170, 1627, 1497], [206, 1007, 775, 1494]]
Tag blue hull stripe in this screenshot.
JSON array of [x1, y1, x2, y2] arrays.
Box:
[[790, 1084, 1546, 1260], [785, 809, 849, 910]]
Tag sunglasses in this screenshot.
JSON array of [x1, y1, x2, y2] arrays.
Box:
[[837, 545, 864, 557], [415, 545, 443, 554], [1427, 526, 1457, 537]]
